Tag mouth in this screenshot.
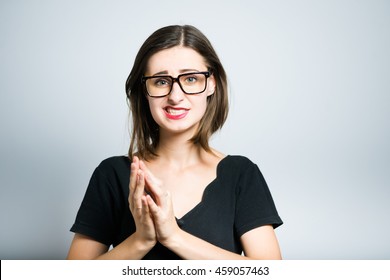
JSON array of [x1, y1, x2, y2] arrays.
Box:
[[164, 106, 189, 120]]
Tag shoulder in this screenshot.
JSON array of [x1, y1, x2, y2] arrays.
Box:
[[220, 155, 257, 170], [96, 156, 131, 172], [217, 155, 260, 184], [86, 156, 130, 196], [92, 156, 131, 184]]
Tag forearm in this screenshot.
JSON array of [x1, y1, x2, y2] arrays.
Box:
[[163, 229, 249, 260], [95, 233, 155, 260]]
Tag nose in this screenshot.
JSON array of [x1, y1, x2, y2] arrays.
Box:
[[168, 81, 185, 103]]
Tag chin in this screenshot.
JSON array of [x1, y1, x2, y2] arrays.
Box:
[[160, 122, 200, 136]]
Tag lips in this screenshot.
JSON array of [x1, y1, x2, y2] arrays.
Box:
[[164, 106, 189, 120]]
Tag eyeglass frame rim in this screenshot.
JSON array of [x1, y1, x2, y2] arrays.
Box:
[[141, 71, 212, 98]]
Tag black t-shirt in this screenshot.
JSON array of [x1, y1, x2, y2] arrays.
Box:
[[70, 155, 283, 259]]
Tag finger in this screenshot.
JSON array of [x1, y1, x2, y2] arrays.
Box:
[[138, 160, 164, 201], [133, 170, 145, 209], [141, 196, 152, 220], [141, 196, 148, 213], [140, 163, 163, 194], [129, 156, 140, 195], [139, 160, 158, 185], [146, 194, 159, 217], [128, 164, 138, 208], [145, 176, 167, 207]]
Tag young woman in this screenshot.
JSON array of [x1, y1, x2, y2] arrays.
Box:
[[67, 25, 283, 260]]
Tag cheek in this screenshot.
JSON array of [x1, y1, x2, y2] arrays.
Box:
[[194, 96, 209, 116], [147, 99, 162, 120]]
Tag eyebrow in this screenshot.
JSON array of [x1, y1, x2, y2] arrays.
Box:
[[151, 69, 202, 76]]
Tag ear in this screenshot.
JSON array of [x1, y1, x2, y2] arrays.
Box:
[[207, 75, 216, 97]]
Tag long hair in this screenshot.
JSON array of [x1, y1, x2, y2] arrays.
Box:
[[125, 25, 228, 160]]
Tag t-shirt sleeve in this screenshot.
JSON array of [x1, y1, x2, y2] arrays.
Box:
[[234, 160, 283, 237], [70, 164, 123, 246]]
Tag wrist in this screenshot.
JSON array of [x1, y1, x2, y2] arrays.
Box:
[[160, 227, 183, 250], [132, 232, 156, 250]]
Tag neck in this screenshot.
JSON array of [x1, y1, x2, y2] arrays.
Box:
[[154, 130, 206, 169]]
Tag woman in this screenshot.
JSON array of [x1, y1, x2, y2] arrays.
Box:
[[67, 25, 283, 259]]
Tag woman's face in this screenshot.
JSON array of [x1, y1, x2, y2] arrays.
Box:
[[145, 46, 215, 136]]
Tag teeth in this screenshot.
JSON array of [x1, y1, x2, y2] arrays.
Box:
[[166, 108, 186, 115]]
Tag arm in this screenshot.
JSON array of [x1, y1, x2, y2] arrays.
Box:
[[140, 160, 282, 260], [145, 190, 281, 260], [160, 223, 281, 260], [67, 157, 156, 260], [66, 231, 155, 260], [240, 225, 282, 259]]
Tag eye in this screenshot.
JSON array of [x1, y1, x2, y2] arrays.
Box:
[[153, 77, 171, 87], [186, 76, 197, 83], [183, 75, 199, 84]]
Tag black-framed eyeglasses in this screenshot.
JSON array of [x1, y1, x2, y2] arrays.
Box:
[[141, 71, 211, 98]]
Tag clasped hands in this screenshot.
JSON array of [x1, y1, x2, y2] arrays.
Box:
[[129, 156, 180, 248]]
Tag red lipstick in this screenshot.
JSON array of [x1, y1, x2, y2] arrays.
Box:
[[164, 107, 189, 120]]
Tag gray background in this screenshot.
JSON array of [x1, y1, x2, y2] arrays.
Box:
[[1, 0, 389, 259]]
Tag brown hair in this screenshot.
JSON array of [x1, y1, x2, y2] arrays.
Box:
[[125, 25, 228, 160]]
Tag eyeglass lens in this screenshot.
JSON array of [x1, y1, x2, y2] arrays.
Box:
[[145, 73, 207, 97]]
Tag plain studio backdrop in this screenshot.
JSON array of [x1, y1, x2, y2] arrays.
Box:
[[1, 0, 389, 259]]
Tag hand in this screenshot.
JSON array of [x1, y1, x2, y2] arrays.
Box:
[[128, 156, 156, 245], [139, 160, 181, 247]]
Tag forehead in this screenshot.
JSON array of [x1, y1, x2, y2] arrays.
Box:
[[146, 46, 207, 75]]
